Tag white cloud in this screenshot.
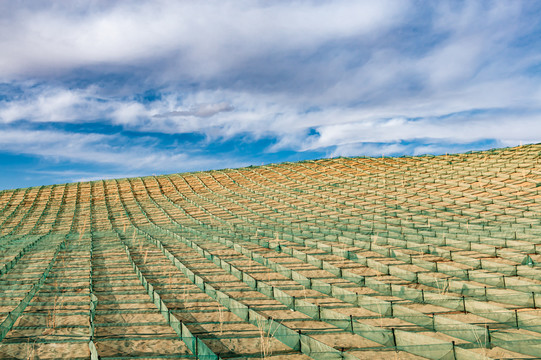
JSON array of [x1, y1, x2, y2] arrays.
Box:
[[0, 0, 540, 189], [302, 112, 541, 154], [0, 86, 110, 123], [2, 78, 539, 157], [0, 125, 252, 181], [0, 128, 165, 169], [111, 101, 149, 126], [154, 102, 234, 118], [0, 0, 409, 80]]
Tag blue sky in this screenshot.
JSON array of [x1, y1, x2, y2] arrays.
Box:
[[1, 1, 540, 190]]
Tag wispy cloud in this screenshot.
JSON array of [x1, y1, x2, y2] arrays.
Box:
[[0, 126, 247, 172], [154, 102, 234, 118]]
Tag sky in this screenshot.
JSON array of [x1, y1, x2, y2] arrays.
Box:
[[0, 1, 540, 190]]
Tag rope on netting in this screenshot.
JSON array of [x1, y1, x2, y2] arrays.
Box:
[[89, 340, 99, 360]]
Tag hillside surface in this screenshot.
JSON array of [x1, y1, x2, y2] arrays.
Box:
[[0, 145, 541, 359]]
